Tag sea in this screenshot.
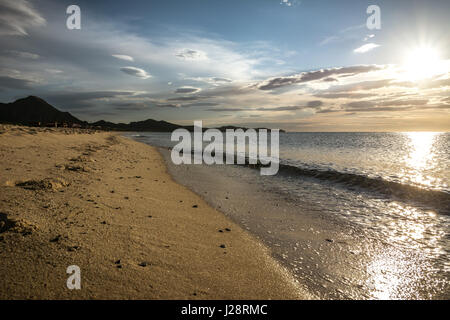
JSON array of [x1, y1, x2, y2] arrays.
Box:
[[125, 131, 450, 299]]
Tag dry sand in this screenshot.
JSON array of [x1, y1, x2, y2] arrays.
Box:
[[0, 125, 310, 299]]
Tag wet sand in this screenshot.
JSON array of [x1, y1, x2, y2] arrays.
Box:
[[0, 125, 310, 299], [160, 148, 450, 300]]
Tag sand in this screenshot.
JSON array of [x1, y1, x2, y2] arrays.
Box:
[[0, 125, 310, 299]]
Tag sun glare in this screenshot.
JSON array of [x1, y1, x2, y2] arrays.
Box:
[[402, 47, 443, 81]]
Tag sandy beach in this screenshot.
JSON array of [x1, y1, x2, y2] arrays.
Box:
[[0, 125, 309, 299]]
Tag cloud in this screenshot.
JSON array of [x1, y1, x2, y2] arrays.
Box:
[[182, 102, 220, 108], [280, 0, 301, 7], [167, 96, 207, 101], [307, 100, 323, 108], [0, 75, 33, 90], [42, 91, 135, 109], [363, 34, 375, 41], [120, 66, 151, 79], [314, 92, 375, 99], [327, 79, 395, 92], [175, 87, 201, 94], [258, 65, 381, 90], [3, 50, 39, 59], [113, 102, 148, 111], [0, 0, 46, 36], [153, 103, 180, 108], [207, 107, 247, 112], [353, 43, 380, 53], [256, 106, 303, 112], [186, 76, 233, 85], [319, 36, 340, 46], [344, 98, 429, 112], [112, 54, 134, 62], [175, 49, 207, 61]]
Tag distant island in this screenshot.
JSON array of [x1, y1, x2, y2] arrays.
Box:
[[0, 96, 285, 133]]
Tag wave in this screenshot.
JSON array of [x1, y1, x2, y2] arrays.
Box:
[[274, 163, 450, 215], [154, 145, 450, 214]]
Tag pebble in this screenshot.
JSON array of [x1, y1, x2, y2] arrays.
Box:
[[50, 235, 61, 242], [219, 244, 226, 248], [192, 205, 198, 208], [138, 262, 148, 267]]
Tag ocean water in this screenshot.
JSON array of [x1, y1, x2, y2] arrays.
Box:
[[126, 131, 450, 299]]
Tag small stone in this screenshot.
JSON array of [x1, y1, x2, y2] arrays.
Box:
[[116, 265, 122, 269], [192, 205, 198, 208], [50, 235, 61, 243], [138, 262, 148, 267], [225, 228, 231, 232], [218, 229, 223, 233], [219, 244, 226, 248], [100, 221, 107, 224], [68, 245, 80, 252], [325, 239, 334, 243], [114, 259, 121, 264]]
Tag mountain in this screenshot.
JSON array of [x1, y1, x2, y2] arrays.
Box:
[[0, 96, 84, 125], [0, 96, 285, 132]]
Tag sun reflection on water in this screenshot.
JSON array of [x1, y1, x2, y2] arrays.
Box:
[[402, 132, 439, 188]]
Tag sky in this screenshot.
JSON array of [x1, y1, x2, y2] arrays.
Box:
[[0, 0, 449, 131]]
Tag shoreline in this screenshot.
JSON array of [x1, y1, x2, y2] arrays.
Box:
[[0, 125, 310, 299], [155, 143, 450, 300]]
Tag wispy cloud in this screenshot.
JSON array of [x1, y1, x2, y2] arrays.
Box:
[[175, 49, 207, 61], [0, 0, 46, 36], [175, 87, 201, 94], [257, 65, 382, 90], [353, 43, 380, 53], [112, 54, 134, 62], [120, 66, 151, 79]]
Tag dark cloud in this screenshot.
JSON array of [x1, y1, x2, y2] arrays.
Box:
[[316, 108, 341, 113], [112, 102, 149, 111], [207, 107, 247, 112], [314, 92, 375, 99], [258, 65, 382, 90], [0, 75, 34, 90], [256, 106, 303, 111], [42, 91, 135, 109], [182, 102, 220, 108], [307, 100, 323, 108], [167, 96, 208, 101], [175, 87, 200, 94]]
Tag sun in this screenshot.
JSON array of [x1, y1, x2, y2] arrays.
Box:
[[402, 46, 443, 81]]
